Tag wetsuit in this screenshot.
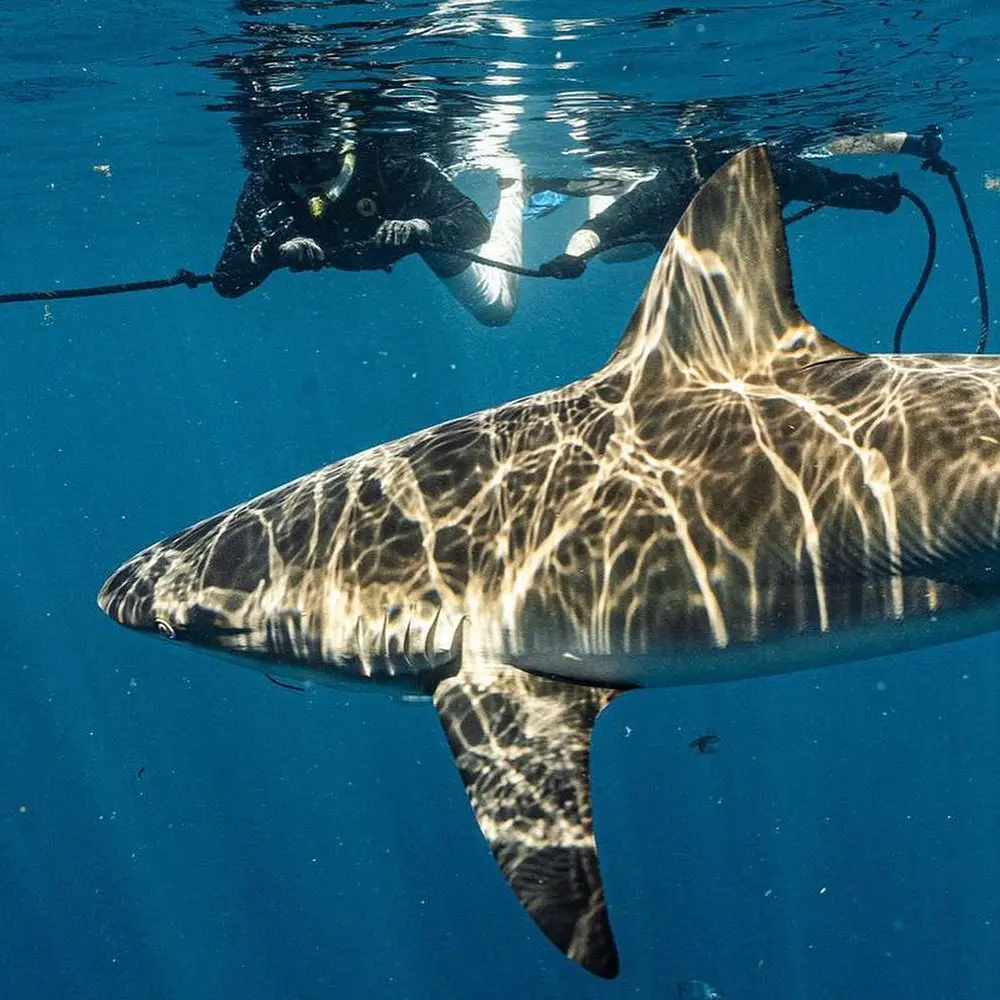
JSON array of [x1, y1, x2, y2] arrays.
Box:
[[574, 143, 902, 258], [213, 141, 491, 298]]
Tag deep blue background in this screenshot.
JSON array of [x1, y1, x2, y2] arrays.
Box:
[[3, 3, 1000, 998]]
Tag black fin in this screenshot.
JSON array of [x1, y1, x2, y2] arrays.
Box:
[[527, 175, 636, 199], [432, 662, 620, 978]]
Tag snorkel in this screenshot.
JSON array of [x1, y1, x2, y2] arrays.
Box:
[[306, 142, 356, 219]]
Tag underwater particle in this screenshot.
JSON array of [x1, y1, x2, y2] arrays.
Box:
[[17, 805, 27, 815], [93, 163, 112, 177], [677, 981, 721, 999], [985, 171, 1000, 192], [42, 304, 54, 326]]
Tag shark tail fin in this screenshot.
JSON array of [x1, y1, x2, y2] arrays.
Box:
[[606, 146, 857, 382]]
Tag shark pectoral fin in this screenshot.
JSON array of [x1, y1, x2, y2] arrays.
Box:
[[431, 661, 620, 979]]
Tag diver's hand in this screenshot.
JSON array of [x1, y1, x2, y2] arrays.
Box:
[[277, 237, 326, 271], [537, 253, 587, 279], [374, 218, 432, 247], [901, 125, 943, 161]]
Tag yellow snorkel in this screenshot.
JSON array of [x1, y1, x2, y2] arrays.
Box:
[[306, 143, 356, 219]]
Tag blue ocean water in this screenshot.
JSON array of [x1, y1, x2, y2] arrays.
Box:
[[2, 2, 1000, 998]]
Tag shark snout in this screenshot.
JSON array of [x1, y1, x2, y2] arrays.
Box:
[[97, 549, 177, 633], [98, 536, 259, 651]]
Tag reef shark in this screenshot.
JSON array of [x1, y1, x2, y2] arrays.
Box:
[[98, 146, 1000, 979]]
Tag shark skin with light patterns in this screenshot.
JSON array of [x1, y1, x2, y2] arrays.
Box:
[[99, 147, 1000, 979]]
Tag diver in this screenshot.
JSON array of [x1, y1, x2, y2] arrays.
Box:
[[537, 129, 943, 278], [213, 137, 527, 327]]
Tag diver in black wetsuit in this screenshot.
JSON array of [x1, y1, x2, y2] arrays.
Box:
[[214, 138, 528, 326], [538, 130, 940, 277]]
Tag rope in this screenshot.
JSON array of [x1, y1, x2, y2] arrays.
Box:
[[0, 268, 211, 305], [920, 155, 990, 353], [893, 190, 936, 354], [0, 167, 986, 359]]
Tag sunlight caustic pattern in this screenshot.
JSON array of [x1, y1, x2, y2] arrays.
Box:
[[99, 148, 1000, 978], [99, 149, 1000, 684]]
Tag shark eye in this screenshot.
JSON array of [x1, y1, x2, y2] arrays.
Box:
[[154, 617, 177, 640]]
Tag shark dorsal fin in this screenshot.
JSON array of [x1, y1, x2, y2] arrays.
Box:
[[606, 146, 856, 381]]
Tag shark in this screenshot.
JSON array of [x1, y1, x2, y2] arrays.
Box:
[[98, 146, 1000, 979]]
